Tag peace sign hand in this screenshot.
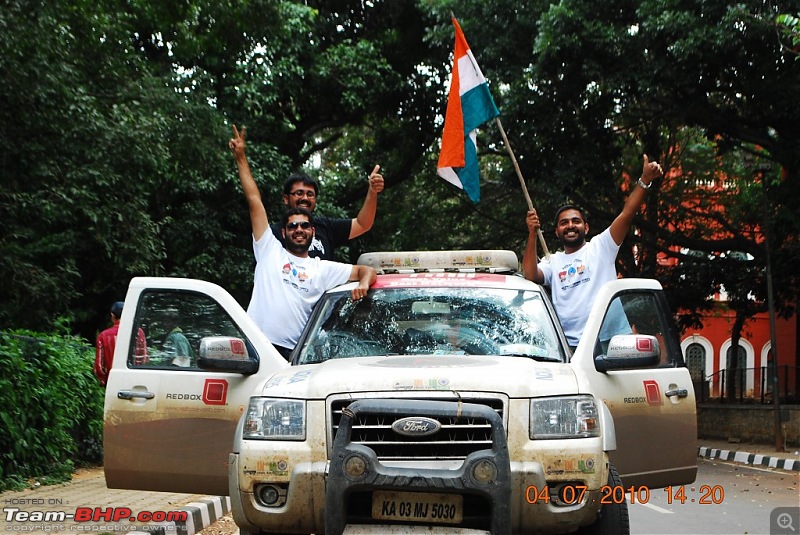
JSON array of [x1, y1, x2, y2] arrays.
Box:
[[229, 125, 247, 158]]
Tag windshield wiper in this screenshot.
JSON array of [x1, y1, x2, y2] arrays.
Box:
[[500, 352, 562, 362]]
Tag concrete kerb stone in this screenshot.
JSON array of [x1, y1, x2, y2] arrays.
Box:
[[698, 446, 800, 471], [144, 496, 231, 535]]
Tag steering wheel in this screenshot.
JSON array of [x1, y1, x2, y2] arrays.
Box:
[[424, 324, 500, 355]]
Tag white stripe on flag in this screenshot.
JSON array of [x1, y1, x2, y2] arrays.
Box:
[[457, 50, 485, 95]]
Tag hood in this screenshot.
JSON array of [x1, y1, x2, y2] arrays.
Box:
[[259, 355, 578, 399]]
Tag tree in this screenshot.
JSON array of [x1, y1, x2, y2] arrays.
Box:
[[1, 0, 797, 348], [1, 1, 173, 331], [461, 0, 799, 333]]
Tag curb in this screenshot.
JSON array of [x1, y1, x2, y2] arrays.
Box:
[[148, 496, 232, 535], [698, 446, 800, 471]]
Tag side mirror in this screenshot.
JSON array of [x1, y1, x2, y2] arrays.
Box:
[[197, 337, 258, 374], [594, 334, 660, 372]]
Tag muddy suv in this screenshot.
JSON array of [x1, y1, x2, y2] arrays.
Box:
[[103, 250, 696, 534]]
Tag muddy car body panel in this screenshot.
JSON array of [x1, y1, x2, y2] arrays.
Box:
[[104, 251, 696, 534]]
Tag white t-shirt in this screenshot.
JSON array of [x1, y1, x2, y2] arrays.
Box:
[[539, 228, 628, 346], [247, 231, 352, 348]]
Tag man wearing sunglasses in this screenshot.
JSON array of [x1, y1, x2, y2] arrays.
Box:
[[229, 127, 384, 260], [230, 125, 377, 359]]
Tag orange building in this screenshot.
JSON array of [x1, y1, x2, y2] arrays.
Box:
[[679, 301, 797, 402], [648, 160, 798, 402]]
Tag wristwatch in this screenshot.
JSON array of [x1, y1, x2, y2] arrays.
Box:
[[637, 177, 652, 189]]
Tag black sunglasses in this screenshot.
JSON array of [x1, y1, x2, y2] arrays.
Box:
[[286, 221, 312, 230]]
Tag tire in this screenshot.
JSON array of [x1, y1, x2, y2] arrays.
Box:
[[578, 463, 630, 535]]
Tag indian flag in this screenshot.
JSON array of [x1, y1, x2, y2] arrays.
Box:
[[437, 17, 500, 203]]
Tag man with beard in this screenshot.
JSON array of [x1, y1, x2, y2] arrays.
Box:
[[230, 125, 377, 359], [522, 155, 664, 349], [269, 167, 383, 260]]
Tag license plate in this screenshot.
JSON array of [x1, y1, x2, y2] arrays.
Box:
[[372, 490, 463, 524]]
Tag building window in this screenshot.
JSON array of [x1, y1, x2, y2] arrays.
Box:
[[725, 345, 747, 398], [685, 343, 706, 382], [766, 348, 774, 394], [725, 345, 747, 369]]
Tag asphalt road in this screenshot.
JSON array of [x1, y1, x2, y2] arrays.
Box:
[[629, 458, 799, 534]]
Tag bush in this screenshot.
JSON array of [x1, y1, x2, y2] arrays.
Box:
[[0, 319, 104, 491]]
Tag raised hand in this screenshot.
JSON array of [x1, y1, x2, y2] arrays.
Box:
[[229, 125, 247, 159], [368, 164, 384, 194]]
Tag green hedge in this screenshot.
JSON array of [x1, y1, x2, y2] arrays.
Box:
[[0, 320, 104, 491]]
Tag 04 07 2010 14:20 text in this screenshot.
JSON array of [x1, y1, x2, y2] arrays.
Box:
[[525, 484, 725, 505]]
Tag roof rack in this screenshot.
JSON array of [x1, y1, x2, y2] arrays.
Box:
[[357, 250, 519, 274]]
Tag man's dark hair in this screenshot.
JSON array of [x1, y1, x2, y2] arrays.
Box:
[[281, 207, 315, 228], [282, 173, 319, 196], [110, 301, 124, 319], [553, 204, 587, 226]]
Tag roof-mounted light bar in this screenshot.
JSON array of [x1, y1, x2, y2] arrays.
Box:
[[357, 250, 519, 274]]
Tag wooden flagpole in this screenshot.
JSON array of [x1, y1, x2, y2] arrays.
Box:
[[495, 117, 551, 258]]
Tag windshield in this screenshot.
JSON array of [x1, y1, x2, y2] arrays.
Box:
[[296, 287, 565, 364]]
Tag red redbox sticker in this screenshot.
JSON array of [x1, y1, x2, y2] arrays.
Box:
[[643, 380, 662, 406], [636, 337, 654, 352], [203, 379, 228, 405], [230, 339, 245, 356]]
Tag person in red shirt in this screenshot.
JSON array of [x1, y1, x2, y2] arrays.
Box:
[[94, 302, 147, 386]]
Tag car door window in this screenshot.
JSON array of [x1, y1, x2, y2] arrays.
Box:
[[128, 289, 255, 370], [595, 291, 682, 367]]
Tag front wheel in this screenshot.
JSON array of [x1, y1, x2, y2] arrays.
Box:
[[578, 464, 630, 535]]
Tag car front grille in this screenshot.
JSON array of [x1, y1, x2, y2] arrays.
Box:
[[329, 395, 506, 460]]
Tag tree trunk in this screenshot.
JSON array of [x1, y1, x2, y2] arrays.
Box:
[[726, 312, 747, 401]]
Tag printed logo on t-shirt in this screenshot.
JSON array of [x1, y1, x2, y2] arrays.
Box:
[[308, 237, 325, 255], [557, 259, 589, 290], [282, 261, 311, 292]]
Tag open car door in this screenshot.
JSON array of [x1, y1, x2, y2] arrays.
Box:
[[572, 278, 698, 488], [104, 277, 288, 496]]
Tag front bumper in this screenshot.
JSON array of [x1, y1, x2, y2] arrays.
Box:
[[230, 398, 606, 534], [326, 399, 511, 535]]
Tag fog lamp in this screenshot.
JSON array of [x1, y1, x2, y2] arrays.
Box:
[[344, 454, 367, 479], [472, 459, 497, 483], [257, 485, 280, 506]]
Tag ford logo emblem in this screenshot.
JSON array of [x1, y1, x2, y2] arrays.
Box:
[[391, 416, 441, 437]]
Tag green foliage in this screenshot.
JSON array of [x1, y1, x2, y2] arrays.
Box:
[[777, 13, 800, 55], [456, 0, 800, 328], [0, 323, 104, 491], [0, 0, 243, 335]]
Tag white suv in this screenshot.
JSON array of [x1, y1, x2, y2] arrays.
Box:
[[104, 250, 697, 534]]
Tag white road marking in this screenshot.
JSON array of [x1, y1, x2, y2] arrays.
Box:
[[633, 501, 674, 514]]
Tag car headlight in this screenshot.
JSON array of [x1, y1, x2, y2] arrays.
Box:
[[530, 396, 599, 439], [243, 398, 306, 440]]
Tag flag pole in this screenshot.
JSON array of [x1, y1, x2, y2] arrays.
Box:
[[495, 117, 551, 258]]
